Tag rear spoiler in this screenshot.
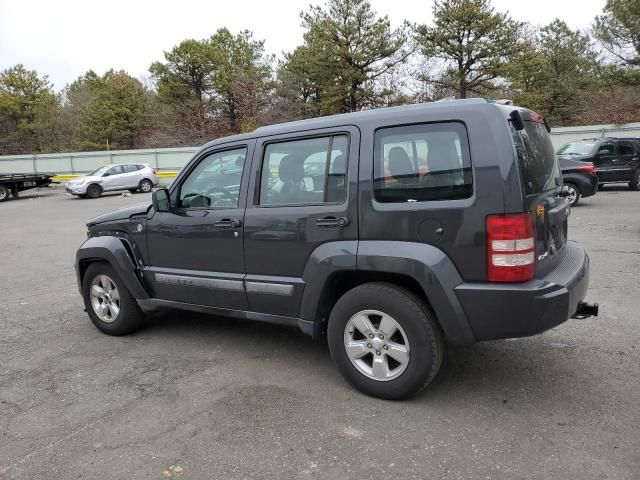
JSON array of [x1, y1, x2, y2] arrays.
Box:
[[509, 110, 551, 133]]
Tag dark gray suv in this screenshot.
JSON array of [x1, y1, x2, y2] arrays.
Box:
[[75, 99, 598, 399]]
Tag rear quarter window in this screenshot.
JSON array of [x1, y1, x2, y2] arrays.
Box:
[[511, 121, 561, 195], [373, 122, 472, 203]]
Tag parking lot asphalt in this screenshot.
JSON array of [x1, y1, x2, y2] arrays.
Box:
[[0, 186, 638, 480]]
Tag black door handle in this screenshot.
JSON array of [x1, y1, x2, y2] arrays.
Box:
[[214, 218, 242, 228], [315, 216, 349, 227]]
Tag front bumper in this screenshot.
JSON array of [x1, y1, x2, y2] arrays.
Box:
[[455, 241, 592, 341], [66, 183, 87, 195]]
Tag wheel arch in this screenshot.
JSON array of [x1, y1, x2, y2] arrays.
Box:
[[76, 235, 149, 300], [300, 240, 476, 345]]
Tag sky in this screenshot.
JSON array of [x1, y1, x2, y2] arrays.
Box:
[[0, 0, 607, 91]]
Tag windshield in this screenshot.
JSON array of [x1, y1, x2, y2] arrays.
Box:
[[87, 166, 108, 176], [557, 141, 597, 156]]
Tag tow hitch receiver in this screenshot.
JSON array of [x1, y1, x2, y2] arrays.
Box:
[[572, 301, 599, 319]]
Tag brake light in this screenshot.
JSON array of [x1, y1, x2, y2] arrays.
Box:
[[576, 164, 596, 174], [486, 213, 535, 282]]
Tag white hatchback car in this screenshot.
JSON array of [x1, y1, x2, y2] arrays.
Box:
[[66, 163, 158, 199]]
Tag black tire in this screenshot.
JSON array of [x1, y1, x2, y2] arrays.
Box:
[[0, 184, 10, 202], [86, 183, 102, 199], [139, 179, 153, 193], [82, 262, 145, 335], [630, 169, 640, 191], [565, 182, 581, 207], [327, 282, 444, 400]]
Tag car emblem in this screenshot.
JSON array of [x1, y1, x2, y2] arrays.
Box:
[[136, 224, 143, 232]]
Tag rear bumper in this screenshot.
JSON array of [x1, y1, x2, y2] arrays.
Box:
[[454, 241, 591, 341]]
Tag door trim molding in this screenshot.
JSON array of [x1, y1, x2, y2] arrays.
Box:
[[245, 281, 294, 296], [154, 273, 244, 292]]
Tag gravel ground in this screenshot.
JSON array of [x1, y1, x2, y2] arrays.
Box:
[[0, 185, 638, 479]]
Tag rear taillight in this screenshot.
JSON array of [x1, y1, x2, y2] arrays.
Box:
[[486, 213, 535, 282], [576, 164, 596, 174]]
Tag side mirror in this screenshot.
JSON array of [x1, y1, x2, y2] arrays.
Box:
[[152, 188, 171, 212], [598, 148, 611, 155], [102, 172, 110, 177]]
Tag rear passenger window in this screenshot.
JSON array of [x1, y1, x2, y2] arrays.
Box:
[[259, 135, 349, 205], [374, 122, 472, 203], [123, 164, 139, 173], [618, 141, 635, 156]]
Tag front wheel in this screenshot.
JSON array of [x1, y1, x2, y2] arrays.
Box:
[[86, 184, 102, 199], [564, 182, 581, 206], [327, 282, 444, 400], [82, 262, 145, 335], [139, 179, 153, 193]]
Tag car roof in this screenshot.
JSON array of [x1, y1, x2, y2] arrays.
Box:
[[199, 98, 525, 150]]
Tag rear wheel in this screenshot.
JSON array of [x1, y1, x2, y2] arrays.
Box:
[[564, 182, 581, 206], [139, 179, 153, 193], [0, 185, 10, 202], [86, 184, 102, 199], [630, 169, 640, 191], [82, 262, 145, 335], [327, 282, 444, 400]]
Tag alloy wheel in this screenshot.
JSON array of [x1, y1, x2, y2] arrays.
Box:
[[90, 274, 120, 323], [343, 309, 410, 381]]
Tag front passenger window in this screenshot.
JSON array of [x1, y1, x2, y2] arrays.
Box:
[[104, 165, 124, 176], [179, 148, 247, 208]]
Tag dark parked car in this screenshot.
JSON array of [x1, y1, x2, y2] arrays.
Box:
[[75, 99, 598, 399], [557, 137, 640, 190], [558, 157, 598, 206]]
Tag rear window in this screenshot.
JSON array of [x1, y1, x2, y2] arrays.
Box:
[[374, 122, 472, 203], [512, 121, 561, 195]]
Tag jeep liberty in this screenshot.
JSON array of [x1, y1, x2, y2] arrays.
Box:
[[76, 99, 598, 399]]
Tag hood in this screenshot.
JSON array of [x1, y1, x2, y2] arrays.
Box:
[[557, 153, 591, 161], [87, 203, 151, 226]]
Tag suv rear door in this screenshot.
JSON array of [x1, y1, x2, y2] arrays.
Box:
[[243, 127, 359, 318], [121, 164, 144, 187], [511, 115, 568, 276]]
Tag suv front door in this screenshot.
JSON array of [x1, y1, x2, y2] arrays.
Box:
[[243, 128, 359, 318], [101, 165, 125, 190], [614, 140, 638, 182], [594, 141, 617, 182], [144, 142, 254, 310]]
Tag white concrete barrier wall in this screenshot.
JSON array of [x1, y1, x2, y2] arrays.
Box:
[[1, 122, 639, 175], [0, 147, 198, 175]]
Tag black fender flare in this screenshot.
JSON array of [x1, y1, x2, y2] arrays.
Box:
[[299, 240, 475, 345], [75, 235, 149, 300], [356, 241, 474, 344], [300, 240, 359, 322]]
